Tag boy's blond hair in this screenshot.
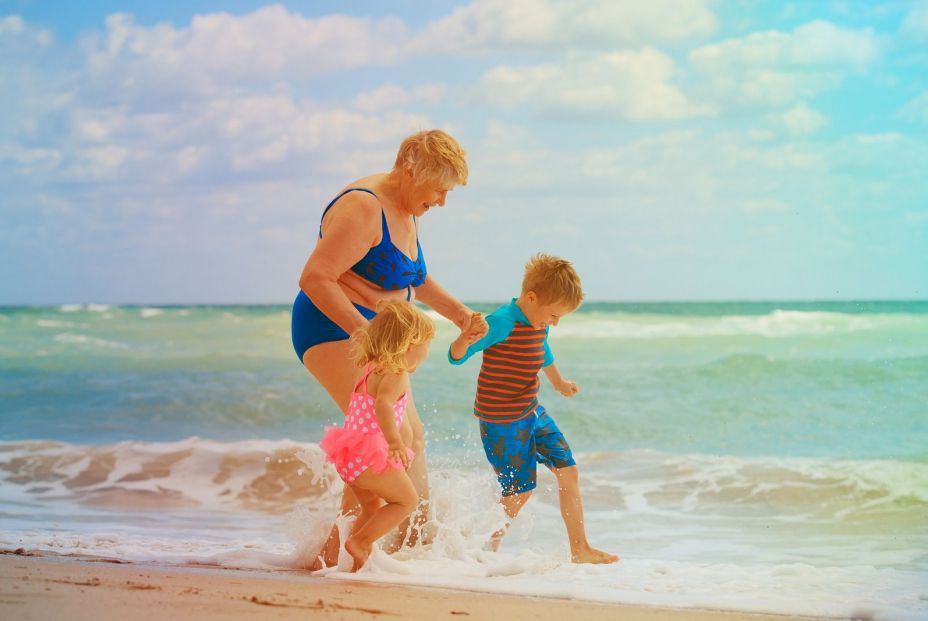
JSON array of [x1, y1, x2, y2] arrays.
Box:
[[522, 253, 584, 309], [350, 300, 435, 374], [394, 129, 468, 188]]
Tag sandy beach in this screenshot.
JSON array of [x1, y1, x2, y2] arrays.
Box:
[[0, 552, 840, 621]]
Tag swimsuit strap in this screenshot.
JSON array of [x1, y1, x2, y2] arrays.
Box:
[[353, 362, 377, 395], [318, 188, 378, 239]]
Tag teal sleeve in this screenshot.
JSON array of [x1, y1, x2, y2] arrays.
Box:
[[448, 312, 512, 365], [542, 328, 554, 367]]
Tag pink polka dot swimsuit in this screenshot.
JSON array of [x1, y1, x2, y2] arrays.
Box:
[[319, 363, 414, 483]]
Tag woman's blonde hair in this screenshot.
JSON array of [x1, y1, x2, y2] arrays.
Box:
[[394, 129, 468, 187], [350, 300, 436, 374], [522, 253, 584, 309]]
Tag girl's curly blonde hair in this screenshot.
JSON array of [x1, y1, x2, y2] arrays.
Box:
[[350, 300, 435, 374]]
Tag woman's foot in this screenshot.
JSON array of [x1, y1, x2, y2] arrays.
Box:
[[571, 545, 619, 564], [344, 536, 372, 572], [310, 526, 341, 570]]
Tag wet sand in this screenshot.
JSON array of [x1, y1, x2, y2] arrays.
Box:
[[0, 552, 837, 621]]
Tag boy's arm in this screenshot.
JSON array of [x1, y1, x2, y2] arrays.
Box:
[[541, 333, 577, 397], [448, 312, 511, 365], [543, 363, 579, 397]]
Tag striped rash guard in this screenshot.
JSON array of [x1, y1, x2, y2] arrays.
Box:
[[448, 299, 554, 423]]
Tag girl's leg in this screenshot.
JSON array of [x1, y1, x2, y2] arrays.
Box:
[[552, 466, 619, 564], [345, 469, 418, 571], [396, 396, 431, 548]]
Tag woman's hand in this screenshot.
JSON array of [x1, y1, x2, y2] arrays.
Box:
[[459, 312, 488, 344]]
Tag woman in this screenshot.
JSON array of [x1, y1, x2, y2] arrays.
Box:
[[292, 129, 486, 569]]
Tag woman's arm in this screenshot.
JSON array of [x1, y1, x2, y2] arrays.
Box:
[[299, 193, 381, 335], [414, 274, 473, 330]]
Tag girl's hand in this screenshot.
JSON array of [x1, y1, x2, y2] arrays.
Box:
[[387, 440, 410, 469], [555, 379, 579, 398]]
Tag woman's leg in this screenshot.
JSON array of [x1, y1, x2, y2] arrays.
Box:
[[302, 340, 432, 566], [303, 340, 359, 569]]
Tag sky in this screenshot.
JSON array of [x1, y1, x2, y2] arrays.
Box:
[[1, 0, 926, 304]]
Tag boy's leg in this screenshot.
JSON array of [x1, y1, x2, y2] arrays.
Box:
[[479, 416, 538, 551], [552, 466, 618, 563], [489, 489, 532, 550], [534, 407, 618, 564]]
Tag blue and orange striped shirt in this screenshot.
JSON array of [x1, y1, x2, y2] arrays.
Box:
[[448, 299, 554, 423]]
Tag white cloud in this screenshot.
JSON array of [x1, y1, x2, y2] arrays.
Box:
[[478, 49, 714, 121], [901, 3, 928, 43], [770, 102, 827, 136], [77, 7, 408, 105], [899, 92, 928, 124], [414, 0, 717, 53], [354, 84, 446, 112], [689, 20, 880, 111]]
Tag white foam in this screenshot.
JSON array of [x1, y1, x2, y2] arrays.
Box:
[[51, 333, 127, 349], [1, 439, 925, 620], [551, 310, 912, 339], [140, 308, 163, 318]]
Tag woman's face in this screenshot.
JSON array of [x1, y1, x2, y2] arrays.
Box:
[[405, 174, 453, 217]]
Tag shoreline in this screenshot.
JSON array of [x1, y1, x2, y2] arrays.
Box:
[[0, 552, 838, 621]]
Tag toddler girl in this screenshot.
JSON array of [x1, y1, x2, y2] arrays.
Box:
[[319, 300, 435, 571]]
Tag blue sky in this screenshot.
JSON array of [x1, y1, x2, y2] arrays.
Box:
[[2, 1, 926, 304]]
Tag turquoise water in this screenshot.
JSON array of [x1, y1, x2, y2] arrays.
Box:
[[1, 302, 926, 618], [2, 301, 926, 459]]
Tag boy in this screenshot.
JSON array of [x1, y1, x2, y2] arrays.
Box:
[[449, 254, 618, 564]]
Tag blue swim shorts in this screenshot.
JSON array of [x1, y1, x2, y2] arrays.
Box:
[[291, 290, 376, 362], [479, 406, 576, 497]]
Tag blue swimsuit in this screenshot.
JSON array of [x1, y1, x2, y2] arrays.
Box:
[[291, 188, 427, 361]]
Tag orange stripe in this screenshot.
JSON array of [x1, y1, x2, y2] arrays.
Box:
[[477, 377, 528, 390], [479, 369, 537, 382], [481, 362, 540, 375]]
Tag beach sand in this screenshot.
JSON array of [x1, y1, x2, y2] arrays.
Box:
[[0, 552, 836, 621]]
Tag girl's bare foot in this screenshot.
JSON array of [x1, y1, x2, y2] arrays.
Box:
[[344, 536, 372, 572], [571, 545, 619, 564]]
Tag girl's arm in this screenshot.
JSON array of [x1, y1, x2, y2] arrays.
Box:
[[299, 192, 382, 335], [373, 371, 411, 467], [543, 364, 579, 397]]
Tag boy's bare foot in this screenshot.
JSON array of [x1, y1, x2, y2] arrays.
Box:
[[571, 545, 619, 564], [344, 536, 372, 572]]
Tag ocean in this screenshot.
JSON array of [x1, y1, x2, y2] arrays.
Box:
[[1, 301, 926, 619]]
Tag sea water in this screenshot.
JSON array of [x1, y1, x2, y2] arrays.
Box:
[[1, 302, 926, 619]]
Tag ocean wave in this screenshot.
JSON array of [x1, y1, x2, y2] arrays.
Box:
[[553, 310, 925, 339], [51, 333, 127, 349], [1, 439, 924, 525], [0, 438, 337, 515], [580, 449, 928, 523]]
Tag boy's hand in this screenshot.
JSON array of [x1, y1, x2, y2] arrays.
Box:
[[554, 379, 579, 398], [387, 440, 410, 468]]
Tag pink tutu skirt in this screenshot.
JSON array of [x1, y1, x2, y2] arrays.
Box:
[[320, 366, 415, 484], [320, 426, 415, 483]]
